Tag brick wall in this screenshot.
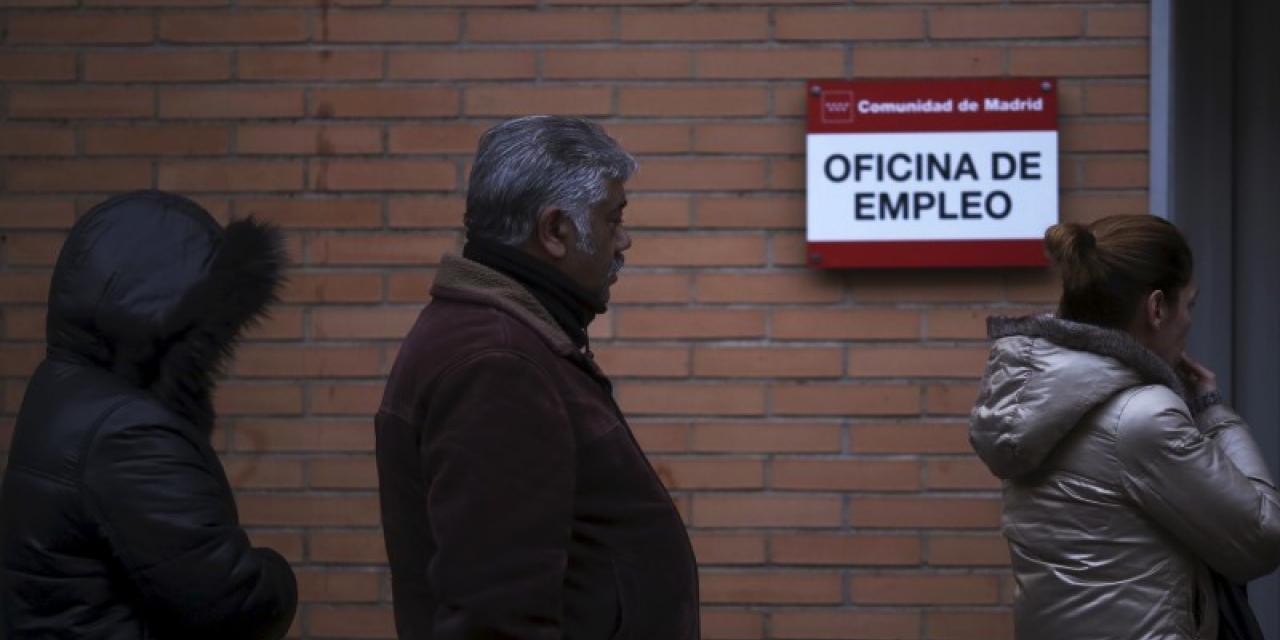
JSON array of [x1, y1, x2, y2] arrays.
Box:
[[0, 1, 1150, 638]]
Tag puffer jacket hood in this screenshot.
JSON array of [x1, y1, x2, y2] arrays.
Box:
[[47, 190, 284, 431], [970, 314, 1187, 479]]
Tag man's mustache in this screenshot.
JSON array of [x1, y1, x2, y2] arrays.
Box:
[[609, 254, 625, 278]]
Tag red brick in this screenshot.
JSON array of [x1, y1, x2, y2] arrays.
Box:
[[1010, 46, 1148, 77], [773, 83, 810, 117], [698, 48, 843, 79], [852, 574, 1000, 605], [630, 421, 688, 453], [2, 308, 45, 340], [620, 11, 768, 41], [852, 497, 1001, 528], [238, 494, 380, 527], [1087, 7, 1148, 38], [695, 195, 803, 230], [468, 11, 612, 42], [0, 53, 76, 81], [1086, 82, 1148, 115], [1077, 155, 1147, 188], [929, 8, 1082, 39], [926, 457, 1000, 490], [543, 49, 693, 79], [309, 531, 388, 564], [0, 346, 44, 377], [309, 160, 455, 192], [232, 346, 382, 378], [773, 459, 920, 491], [771, 309, 922, 340], [700, 610, 763, 640], [7, 14, 153, 44], [690, 533, 766, 564], [0, 126, 74, 156], [693, 123, 805, 154], [852, 422, 972, 454], [629, 158, 767, 192], [5, 233, 65, 267], [769, 233, 811, 267], [84, 52, 231, 82], [280, 273, 384, 303], [389, 51, 537, 80], [926, 308, 998, 339], [158, 162, 302, 193], [928, 534, 1010, 566], [239, 51, 383, 80], [213, 383, 304, 416], [237, 198, 382, 229], [387, 196, 466, 227], [605, 123, 694, 154], [160, 89, 304, 119], [693, 347, 842, 378], [616, 309, 765, 339], [320, 11, 459, 42], [623, 195, 692, 228], [773, 533, 921, 566], [696, 273, 841, 304], [776, 9, 923, 40], [592, 345, 689, 377], [308, 605, 396, 639], [694, 494, 842, 527], [237, 125, 382, 155], [465, 86, 611, 116], [625, 233, 764, 266], [387, 271, 436, 302], [241, 307, 304, 341], [246, 531, 304, 563], [310, 383, 384, 415], [617, 382, 765, 416], [0, 200, 75, 229], [85, 126, 229, 156], [850, 272, 1004, 303], [160, 13, 308, 43], [607, 273, 692, 303], [854, 47, 1002, 77], [312, 307, 420, 339], [0, 273, 52, 303], [772, 611, 921, 640], [9, 89, 154, 119], [5, 161, 151, 193], [619, 86, 768, 117], [701, 571, 841, 604], [313, 88, 458, 118], [690, 422, 842, 453], [651, 458, 764, 490], [925, 611, 1014, 640], [848, 346, 987, 378], [222, 456, 305, 489], [309, 457, 379, 489], [389, 124, 487, 154], [296, 568, 381, 602], [771, 383, 920, 416], [233, 419, 373, 453], [311, 234, 457, 266], [925, 382, 980, 415], [84, 0, 227, 5]]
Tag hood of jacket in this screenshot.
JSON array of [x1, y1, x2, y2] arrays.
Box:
[[969, 314, 1187, 479], [45, 190, 284, 431]]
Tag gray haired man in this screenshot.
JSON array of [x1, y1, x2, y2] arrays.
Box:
[[375, 116, 700, 639]]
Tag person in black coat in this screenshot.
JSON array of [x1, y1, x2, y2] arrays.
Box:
[[0, 191, 298, 639]]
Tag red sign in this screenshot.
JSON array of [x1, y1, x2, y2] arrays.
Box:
[[806, 78, 1059, 269]]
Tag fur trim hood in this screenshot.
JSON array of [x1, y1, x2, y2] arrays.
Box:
[[46, 190, 285, 432], [969, 314, 1187, 479]]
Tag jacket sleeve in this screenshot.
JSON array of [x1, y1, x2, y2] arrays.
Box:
[[1116, 385, 1280, 584], [422, 350, 575, 639], [81, 408, 297, 640]]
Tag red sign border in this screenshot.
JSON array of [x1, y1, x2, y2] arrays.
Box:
[[807, 77, 1058, 269]]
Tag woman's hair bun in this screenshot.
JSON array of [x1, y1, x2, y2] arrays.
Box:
[[1044, 222, 1103, 292]]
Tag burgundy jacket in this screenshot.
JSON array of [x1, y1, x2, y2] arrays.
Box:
[[375, 256, 699, 640]]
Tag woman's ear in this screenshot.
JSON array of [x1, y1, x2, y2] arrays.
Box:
[[1145, 288, 1167, 330], [534, 206, 572, 259]]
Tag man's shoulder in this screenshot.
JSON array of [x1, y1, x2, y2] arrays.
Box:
[[403, 296, 557, 366]]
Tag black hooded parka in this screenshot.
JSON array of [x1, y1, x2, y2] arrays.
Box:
[[0, 191, 297, 639]]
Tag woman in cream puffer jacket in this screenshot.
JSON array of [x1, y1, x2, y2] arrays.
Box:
[[971, 216, 1280, 640]]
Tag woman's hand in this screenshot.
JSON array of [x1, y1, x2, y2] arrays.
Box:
[[1177, 352, 1219, 397]]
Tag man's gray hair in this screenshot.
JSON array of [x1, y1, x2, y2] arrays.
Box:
[[464, 116, 637, 252]]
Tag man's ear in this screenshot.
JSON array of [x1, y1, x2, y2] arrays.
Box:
[[534, 206, 574, 259], [1144, 289, 1166, 330]]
